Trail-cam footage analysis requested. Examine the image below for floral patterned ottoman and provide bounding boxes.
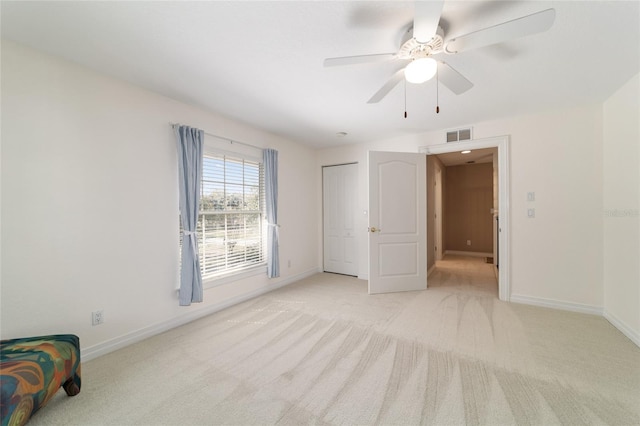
[1,334,81,426]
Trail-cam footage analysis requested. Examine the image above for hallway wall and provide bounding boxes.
[445,163,494,253]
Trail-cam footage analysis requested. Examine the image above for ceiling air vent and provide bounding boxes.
[446,127,473,142]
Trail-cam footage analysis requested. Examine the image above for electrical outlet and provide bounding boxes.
[287,259,291,268]
[467,240,471,246]
[92,310,104,326]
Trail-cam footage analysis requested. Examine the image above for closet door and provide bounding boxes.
[323,163,358,276]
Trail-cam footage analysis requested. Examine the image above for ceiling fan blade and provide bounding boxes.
[367,69,405,104]
[413,0,445,43]
[323,53,396,67]
[438,62,473,95]
[444,8,556,54]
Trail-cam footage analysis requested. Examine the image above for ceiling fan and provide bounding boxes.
[324,1,556,104]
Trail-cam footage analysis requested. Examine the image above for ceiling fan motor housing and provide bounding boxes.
[399,26,445,60]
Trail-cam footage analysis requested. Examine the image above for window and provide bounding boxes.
[181,151,265,281]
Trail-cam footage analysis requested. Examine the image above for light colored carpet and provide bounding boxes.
[29,256,640,425]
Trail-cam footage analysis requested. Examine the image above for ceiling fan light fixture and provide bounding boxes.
[404,57,437,84]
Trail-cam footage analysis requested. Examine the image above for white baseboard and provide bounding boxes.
[603,310,640,348]
[510,294,604,316]
[82,267,321,361]
[445,250,493,258]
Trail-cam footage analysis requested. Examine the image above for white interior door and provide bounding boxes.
[323,163,358,276]
[368,151,427,294]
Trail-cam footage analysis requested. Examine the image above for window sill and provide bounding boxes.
[202,264,268,289]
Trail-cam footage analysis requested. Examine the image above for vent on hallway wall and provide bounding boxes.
[446,127,473,142]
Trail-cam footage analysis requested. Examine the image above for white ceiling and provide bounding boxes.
[2,1,638,148]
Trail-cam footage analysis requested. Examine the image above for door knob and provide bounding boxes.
[369,227,381,233]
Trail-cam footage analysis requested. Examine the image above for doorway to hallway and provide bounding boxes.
[421,136,509,301]
[433,148,496,253]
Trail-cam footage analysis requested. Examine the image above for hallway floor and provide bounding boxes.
[429,254,498,297]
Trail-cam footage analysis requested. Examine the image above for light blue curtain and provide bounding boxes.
[264,148,280,278]
[175,125,204,305]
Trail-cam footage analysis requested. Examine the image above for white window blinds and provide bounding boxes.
[181,151,266,281]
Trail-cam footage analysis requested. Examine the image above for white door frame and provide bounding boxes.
[420,136,510,301]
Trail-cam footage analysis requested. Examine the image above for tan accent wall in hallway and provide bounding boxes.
[445,163,493,252]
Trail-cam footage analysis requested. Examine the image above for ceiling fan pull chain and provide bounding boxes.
[404,79,408,118]
[436,64,440,114]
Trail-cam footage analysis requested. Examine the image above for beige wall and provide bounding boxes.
[472,106,604,308]
[1,41,320,356]
[602,72,640,345]
[444,163,493,253]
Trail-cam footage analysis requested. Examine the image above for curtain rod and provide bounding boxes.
[170,123,263,151]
